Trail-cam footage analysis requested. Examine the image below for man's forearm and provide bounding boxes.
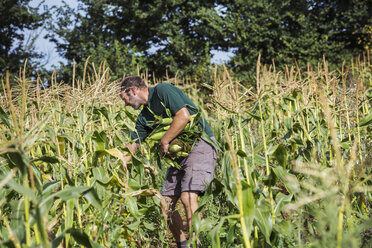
[161,107,190,145]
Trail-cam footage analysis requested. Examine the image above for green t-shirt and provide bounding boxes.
[130,83,214,143]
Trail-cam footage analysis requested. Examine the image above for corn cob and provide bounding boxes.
[148,131,167,140]
[175,151,189,157]
[169,144,183,153]
[156,117,173,125]
[163,157,182,169]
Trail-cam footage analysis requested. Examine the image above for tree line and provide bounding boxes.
[1,0,371,83]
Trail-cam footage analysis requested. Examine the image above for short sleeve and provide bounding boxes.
[156,84,188,115]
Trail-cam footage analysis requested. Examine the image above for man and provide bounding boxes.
[120,76,217,248]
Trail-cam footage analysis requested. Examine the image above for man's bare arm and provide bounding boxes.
[160,107,190,154]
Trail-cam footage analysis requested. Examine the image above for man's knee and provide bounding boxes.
[180,191,199,206]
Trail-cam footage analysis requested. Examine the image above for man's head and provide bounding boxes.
[120,76,148,110]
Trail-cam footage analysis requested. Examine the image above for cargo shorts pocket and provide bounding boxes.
[190,148,217,186]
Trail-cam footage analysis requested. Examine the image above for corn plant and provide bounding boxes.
[0,54,371,248]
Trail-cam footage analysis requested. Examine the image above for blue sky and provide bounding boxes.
[28,0,78,69]
[29,0,233,70]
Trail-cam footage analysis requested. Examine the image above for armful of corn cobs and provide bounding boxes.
[145,112,202,169]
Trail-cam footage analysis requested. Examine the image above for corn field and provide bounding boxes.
[0,55,371,248]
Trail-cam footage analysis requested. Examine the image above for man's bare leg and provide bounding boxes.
[180,191,201,243]
[163,196,187,242]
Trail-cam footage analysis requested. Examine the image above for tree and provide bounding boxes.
[47,0,225,81]
[218,0,372,82]
[0,0,47,75]
[47,0,371,84]
[134,0,224,79]
[46,1,148,83]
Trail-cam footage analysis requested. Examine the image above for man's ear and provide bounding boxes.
[132,87,142,96]
[129,87,136,96]
[131,87,143,96]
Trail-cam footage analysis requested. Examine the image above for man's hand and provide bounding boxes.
[122,143,140,162]
[160,140,170,156]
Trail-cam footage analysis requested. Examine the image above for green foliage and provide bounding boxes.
[3,0,371,82]
[46,0,225,80]
[46,1,144,83]
[202,58,372,247]
[0,57,371,247]
[220,0,372,82]
[43,0,372,83]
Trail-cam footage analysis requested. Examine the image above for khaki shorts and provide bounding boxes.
[161,137,217,196]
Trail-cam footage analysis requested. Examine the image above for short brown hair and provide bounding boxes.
[120,76,147,92]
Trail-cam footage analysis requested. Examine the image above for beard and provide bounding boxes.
[132,103,141,110]
[130,96,143,110]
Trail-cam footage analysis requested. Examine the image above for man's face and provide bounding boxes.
[120,87,143,110]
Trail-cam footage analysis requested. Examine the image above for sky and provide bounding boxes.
[28,0,78,69]
[29,0,233,70]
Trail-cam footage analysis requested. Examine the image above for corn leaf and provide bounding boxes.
[32,156,59,164]
[274,192,293,216]
[359,111,372,127]
[0,106,12,130]
[92,131,106,151]
[92,167,111,184]
[272,166,300,194]
[52,229,103,248]
[273,144,288,169]
[40,186,91,208]
[254,199,272,244]
[4,177,37,200]
[241,181,255,236]
[83,187,102,210]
